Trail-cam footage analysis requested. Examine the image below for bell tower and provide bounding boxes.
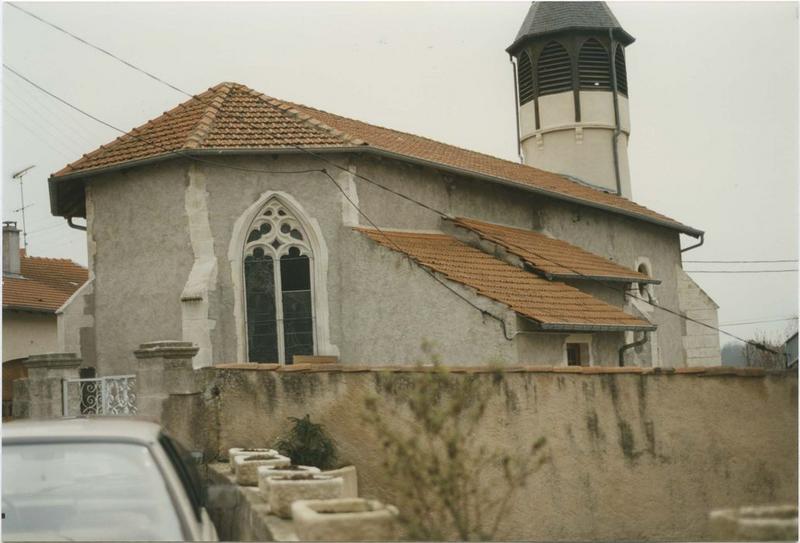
[508,2,635,197]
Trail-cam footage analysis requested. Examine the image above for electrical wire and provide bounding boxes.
[684,269,798,274]
[684,259,797,264]
[719,317,798,327]
[4,7,786,355]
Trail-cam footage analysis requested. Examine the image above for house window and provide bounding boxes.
[637,263,652,300]
[566,343,590,366]
[564,335,592,366]
[244,198,314,364]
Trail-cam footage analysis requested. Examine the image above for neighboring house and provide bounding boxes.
[51,2,720,376]
[784,332,798,368]
[2,221,88,417]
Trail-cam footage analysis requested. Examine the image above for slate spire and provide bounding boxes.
[507,1,634,55]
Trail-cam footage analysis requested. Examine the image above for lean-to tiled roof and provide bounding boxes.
[3,251,88,313]
[451,217,658,284]
[357,228,653,332]
[49,82,700,237]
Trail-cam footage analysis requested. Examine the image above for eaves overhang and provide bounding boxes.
[506,27,635,56]
[534,321,656,333]
[3,305,57,315]
[48,146,705,239]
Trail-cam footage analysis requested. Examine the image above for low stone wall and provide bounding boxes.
[178,364,797,541]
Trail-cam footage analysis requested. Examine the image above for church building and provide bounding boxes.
[52,2,721,375]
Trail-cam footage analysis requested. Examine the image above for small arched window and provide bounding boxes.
[517,51,535,106]
[637,263,651,300]
[578,39,611,90]
[614,46,628,96]
[243,198,314,364]
[536,41,572,96]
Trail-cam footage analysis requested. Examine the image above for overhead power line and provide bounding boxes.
[4,9,783,356]
[685,269,798,274]
[684,259,797,264]
[719,316,798,327]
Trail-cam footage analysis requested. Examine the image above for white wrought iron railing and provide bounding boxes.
[62,375,137,416]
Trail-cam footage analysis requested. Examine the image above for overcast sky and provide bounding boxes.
[2,1,798,349]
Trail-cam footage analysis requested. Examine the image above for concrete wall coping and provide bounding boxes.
[209,362,795,378]
[134,340,200,360]
[24,352,81,369]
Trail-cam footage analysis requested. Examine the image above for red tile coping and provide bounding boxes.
[210,363,778,377]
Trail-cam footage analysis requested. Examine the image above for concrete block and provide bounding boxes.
[710,505,798,541]
[228,447,279,465]
[257,465,320,498]
[234,453,291,486]
[322,465,359,498]
[266,474,344,519]
[292,498,399,541]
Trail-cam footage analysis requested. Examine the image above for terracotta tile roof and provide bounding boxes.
[451,217,658,284]
[50,82,700,236]
[3,250,88,312]
[357,228,653,331]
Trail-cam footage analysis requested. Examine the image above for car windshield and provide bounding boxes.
[2,441,184,541]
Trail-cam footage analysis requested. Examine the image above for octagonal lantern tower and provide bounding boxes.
[508,1,635,198]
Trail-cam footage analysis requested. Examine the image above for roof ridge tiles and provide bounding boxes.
[184,84,232,149]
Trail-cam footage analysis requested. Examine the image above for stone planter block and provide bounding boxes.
[291,498,400,541]
[228,447,280,465]
[322,465,358,498]
[257,465,321,498]
[710,505,798,541]
[266,474,343,519]
[234,453,290,486]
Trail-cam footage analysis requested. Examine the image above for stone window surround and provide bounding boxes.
[229,191,338,364]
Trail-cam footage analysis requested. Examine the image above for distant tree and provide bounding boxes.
[721,342,746,367]
[742,332,787,370]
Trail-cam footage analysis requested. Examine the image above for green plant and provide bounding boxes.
[274,415,338,470]
[363,359,547,541]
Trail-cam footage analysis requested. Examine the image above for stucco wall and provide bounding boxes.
[677,269,722,366]
[2,310,58,362]
[190,366,797,541]
[74,150,709,371]
[88,161,193,375]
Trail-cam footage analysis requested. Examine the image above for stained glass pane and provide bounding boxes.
[280,253,313,364]
[245,254,278,363]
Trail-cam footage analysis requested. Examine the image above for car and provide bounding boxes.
[2,417,218,541]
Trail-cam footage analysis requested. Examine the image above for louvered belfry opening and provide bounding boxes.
[578,39,612,90]
[614,46,628,96]
[536,41,572,96]
[517,52,535,106]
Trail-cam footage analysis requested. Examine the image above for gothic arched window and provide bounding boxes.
[614,46,628,96]
[536,41,572,96]
[578,39,612,90]
[518,51,535,106]
[243,198,314,364]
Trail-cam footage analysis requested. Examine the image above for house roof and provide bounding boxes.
[507,2,634,54]
[450,217,658,284]
[357,227,654,332]
[49,82,701,237]
[3,250,88,313]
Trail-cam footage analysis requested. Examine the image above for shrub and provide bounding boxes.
[363,362,548,540]
[274,415,338,470]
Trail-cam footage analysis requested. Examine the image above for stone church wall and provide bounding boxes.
[75,151,705,373]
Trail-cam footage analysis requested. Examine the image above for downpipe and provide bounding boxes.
[619,331,649,367]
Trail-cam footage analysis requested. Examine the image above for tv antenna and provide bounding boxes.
[12,165,35,250]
